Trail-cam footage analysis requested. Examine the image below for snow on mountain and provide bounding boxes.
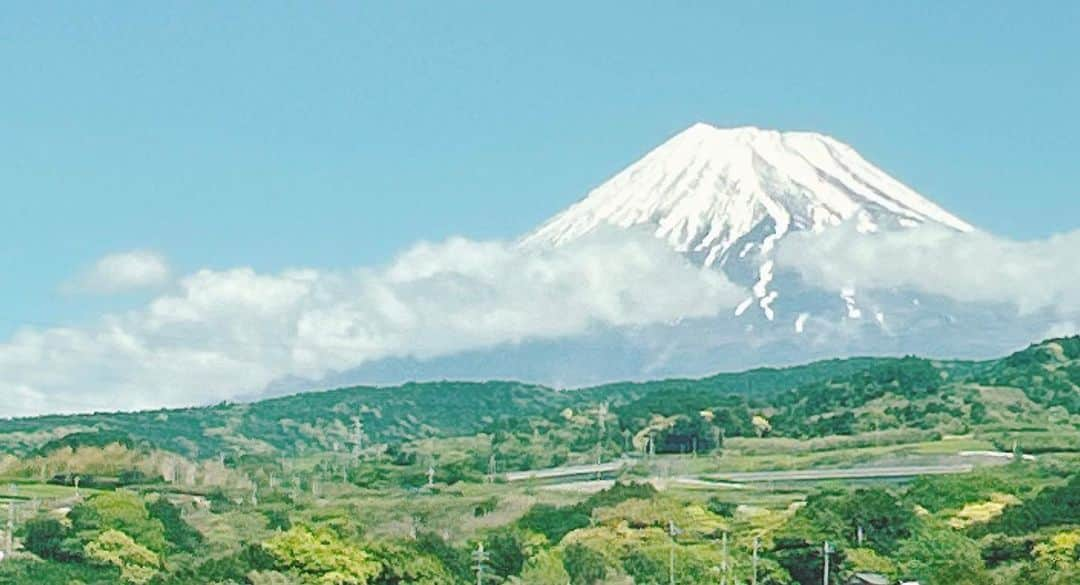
[523,123,973,323]
[266,124,1059,395]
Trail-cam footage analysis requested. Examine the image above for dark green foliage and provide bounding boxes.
[654,414,718,453]
[3,336,1078,459]
[47,473,119,490]
[0,356,891,458]
[35,430,137,455]
[261,507,292,531]
[206,487,240,513]
[20,517,75,561]
[772,537,845,585]
[991,431,1080,454]
[897,525,986,585]
[581,481,657,510]
[775,487,914,567]
[415,532,472,582]
[846,488,916,554]
[484,528,527,578]
[117,469,156,486]
[148,497,203,553]
[706,497,737,517]
[563,543,607,585]
[473,497,498,517]
[517,482,657,544]
[516,503,591,544]
[905,469,1024,513]
[0,558,119,584]
[977,336,1080,414]
[69,491,168,554]
[979,474,1080,535]
[978,533,1033,567]
[620,549,666,584]
[770,358,948,438]
[172,544,277,584]
[368,541,457,584]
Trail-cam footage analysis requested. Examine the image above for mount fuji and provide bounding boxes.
[523,123,972,324]
[264,123,1056,395]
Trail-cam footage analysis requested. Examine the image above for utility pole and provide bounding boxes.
[5,501,15,559]
[720,531,728,585]
[594,402,608,465]
[472,542,489,585]
[487,453,497,483]
[352,416,366,458]
[668,520,679,585]
[752,536,760,585]
[822,541,832,585]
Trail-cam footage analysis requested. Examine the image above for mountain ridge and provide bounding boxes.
[1,335,1075,460]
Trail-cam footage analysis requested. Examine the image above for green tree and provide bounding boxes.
[369,542,455,585]
[262,526,381,585]
[485,529,527,578]
[516,504,590,544]
[147,497,203,553]
[20,517,73,561]
[415,532,471,583]
[84,529,161,584]
[844,488,915,554]
[771,537,844,585]
[563,543,607,585]
[898,525,986,585]
[520,550,571,585]
[70,492,167,554]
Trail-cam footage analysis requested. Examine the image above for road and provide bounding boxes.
[504,454,999,485]
[703,463,974,483]
[504,460,627,482]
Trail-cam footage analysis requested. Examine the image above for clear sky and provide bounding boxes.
[3,2,1078,336]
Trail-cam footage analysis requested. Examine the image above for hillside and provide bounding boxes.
[1,339,1076,462]
[0,338,1077,585]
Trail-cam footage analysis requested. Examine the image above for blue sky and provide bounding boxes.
[2,2,1078,337]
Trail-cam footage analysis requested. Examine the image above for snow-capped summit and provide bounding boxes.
[282,124,1049,395]
[525,123,971,267]
[523,123,973,321]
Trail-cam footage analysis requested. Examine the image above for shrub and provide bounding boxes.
[563,543,607,585]
[20,517,74,561]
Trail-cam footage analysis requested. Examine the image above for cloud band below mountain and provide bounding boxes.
[0,231,743,417]
[775,224,1080,316]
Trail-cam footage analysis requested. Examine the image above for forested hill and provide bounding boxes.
[0,337,1077,459]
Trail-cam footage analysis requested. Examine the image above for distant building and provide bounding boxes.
[848,574,890,585]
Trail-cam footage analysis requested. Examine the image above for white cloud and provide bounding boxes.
[1042,321,1080,339]
[68,250,172,293]
[1,232,744,417]
[775,223,1080,316]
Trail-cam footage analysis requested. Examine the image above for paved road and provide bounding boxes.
[703,464,974,483]
[504,460,627,482]
[506,457,991,485]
